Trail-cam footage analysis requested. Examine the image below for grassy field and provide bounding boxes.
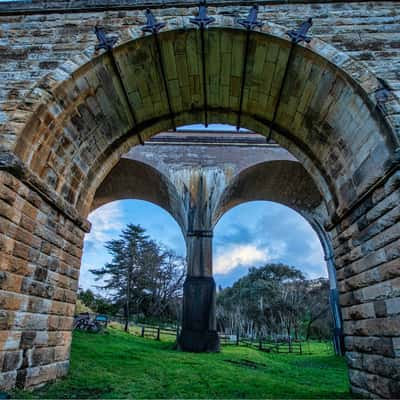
[13,328,351,399]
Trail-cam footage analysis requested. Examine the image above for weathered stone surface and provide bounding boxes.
[349,369,400,399]
[345,336,395,358]
[0,170,83,389]
[0,2,399,398]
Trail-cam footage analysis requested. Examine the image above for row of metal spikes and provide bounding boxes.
[94,3,313,141]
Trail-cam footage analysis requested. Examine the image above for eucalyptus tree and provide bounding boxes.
[217,263,329,339]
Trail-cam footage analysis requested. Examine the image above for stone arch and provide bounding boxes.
[213,157,344,353]
[5,23,399,220]
[5,14,398,149]
[91,157,187,234]
[0,22,399,397]
[213,159,325,227]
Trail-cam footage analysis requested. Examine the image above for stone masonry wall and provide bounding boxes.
[332,170,400,398]
[0,1,399,137]
[0,170,85,389]
[0,1,399,397]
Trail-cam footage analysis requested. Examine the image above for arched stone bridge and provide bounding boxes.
[0,1,399,398]
[94,130,337,355]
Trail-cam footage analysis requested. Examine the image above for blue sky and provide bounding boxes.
[80,200,326,291]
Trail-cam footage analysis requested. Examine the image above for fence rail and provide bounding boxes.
[235,337,303,354]
[109,320,334,356]
[138,324,179,340]
[109,320,180,341]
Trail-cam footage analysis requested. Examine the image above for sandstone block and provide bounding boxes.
[342,302,375,320]
[0,370,17,391]
[345,335,395,357]
[2,350,22,372]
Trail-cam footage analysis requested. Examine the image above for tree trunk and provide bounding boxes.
[125,262,132,332]
[124,304,129,332]
[306,320,313,340]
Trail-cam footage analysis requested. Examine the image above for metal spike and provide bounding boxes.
[375,86,391,115]
[237,5,263,30]
[141,9,166,34]
[94,26,118,51]
[190,1,215,28]
[287,18,313,44]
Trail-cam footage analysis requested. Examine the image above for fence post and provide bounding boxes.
[259,338,262,350]
[236,328,239,346]
[156,327,160,341]
[141,326,145,337]
[299,342,302,355]
[176,325,180,342]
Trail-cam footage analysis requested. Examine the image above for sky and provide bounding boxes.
[80,199,327,292]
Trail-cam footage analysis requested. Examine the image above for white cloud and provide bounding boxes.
[79,203,125,292]
[214,244,270,275]
[301,238,327,279]
[78,262,98,290]
[85,202,124,246]
[304,238,325,266]
[79,202,125,291]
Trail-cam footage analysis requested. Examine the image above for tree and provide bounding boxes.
[217,263,332,340]
[303,279,331,339]
[77,288,117,315]
[90,225,151,330]
[77,288,96,310]
[90,224,185,330]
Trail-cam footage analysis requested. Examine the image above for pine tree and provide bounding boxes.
[90,224,186,330]
[91,224,152,331]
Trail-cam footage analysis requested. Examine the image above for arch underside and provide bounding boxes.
[10,27,396,223]
[214,159,325,226]
[96,142,327,237]
[92,158,186,232]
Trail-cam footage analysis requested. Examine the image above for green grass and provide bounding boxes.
[13,328,351,399]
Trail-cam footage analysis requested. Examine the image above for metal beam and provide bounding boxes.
[236,6,263,131]
[310,218,344,356]
[187,230,213,238]
[236,29,250,132]
[200,26,209,127]
[267,18,313,142]
[94,26,144,144]
[190,1,215,128]
[142,9,176,131]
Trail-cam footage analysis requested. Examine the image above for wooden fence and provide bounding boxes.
[137,324,179,341]
[235,337,303,355]
[110,320,328,356]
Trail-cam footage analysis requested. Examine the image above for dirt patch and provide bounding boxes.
[224,359,267,369]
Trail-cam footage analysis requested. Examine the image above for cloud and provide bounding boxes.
[85,202,124,247]
[213,201,326,285]
[304,238,325,267]
[214,244,270,275]
[214,223,254,246]
[78,203,125,291]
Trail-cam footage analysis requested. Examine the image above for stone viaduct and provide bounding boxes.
[0,0,399,397]
[94,130,340,353]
